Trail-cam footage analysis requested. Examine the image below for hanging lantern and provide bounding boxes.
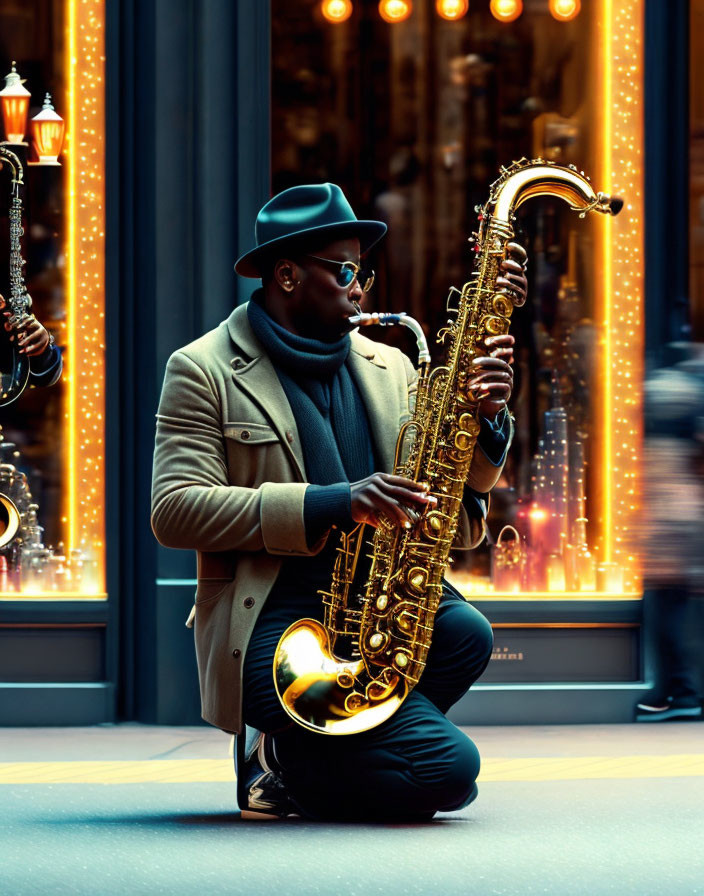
[0,62,31,144]
[30,93,65,166]
[436,0,469,20]
[378,0,412,23]
[321,0,353,23]
[549,0,580,21]
[489,0,522,22]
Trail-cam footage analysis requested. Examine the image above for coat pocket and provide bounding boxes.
[223,422,280,445]
[195,576,235,606]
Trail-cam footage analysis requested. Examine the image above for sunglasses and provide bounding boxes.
[305,254,375,293]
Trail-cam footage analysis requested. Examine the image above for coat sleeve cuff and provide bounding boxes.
[28,343,62,386]
[477,406,511,466]
[259,482,312,555]
[304,482,353,548]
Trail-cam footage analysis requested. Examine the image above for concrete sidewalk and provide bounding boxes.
[2,723,703,895]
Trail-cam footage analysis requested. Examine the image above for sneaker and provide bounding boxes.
[636,695,702,722]
[235,727,300,819]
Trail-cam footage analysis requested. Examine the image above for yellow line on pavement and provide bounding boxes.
[0,755,703,785]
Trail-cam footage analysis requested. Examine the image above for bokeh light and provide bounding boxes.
[549,0,581,21]
[321,0,353,23]
[436,0,469,21]
[489,0,523,22]
[378,0,413,24]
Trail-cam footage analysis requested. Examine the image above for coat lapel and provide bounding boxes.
[226,305,306,480]
[347,336,400,474]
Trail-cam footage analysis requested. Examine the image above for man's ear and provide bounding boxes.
[274,259,298,293]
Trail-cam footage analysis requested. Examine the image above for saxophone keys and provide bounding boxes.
[394,652,409,669]
[407,566,428,593]
[367,631,388,652]
[376,593,389,611]
[336,670,355,689]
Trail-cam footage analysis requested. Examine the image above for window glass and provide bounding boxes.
[0,0,105,596]
[271,0,644,597]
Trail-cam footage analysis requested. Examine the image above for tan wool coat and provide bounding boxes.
[151,303,509,733]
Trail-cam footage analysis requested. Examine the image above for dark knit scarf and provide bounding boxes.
[247,293,374,484]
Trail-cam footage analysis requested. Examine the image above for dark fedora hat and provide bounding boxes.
[234,182,387,278]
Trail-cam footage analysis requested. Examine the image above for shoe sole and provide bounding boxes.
[636,706,702,722]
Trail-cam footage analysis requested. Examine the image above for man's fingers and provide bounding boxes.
[506,241,527,265]
[500,258,524,275]
[376,481,437,509]
[378,474,428,492]
[474,382,512,397]
[471,355,512,371]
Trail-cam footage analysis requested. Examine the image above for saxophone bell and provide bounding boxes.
[0,492,21,548]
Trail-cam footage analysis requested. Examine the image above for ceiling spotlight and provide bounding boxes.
[489,0,523,23]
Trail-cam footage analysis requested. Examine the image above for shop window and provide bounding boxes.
[0,0,105,597]
[271,0,644,597]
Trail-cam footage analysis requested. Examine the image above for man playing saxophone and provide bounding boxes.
[151,183,526,821]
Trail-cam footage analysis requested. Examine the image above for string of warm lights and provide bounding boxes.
[63,0,106,595]
[594,0,643,595]
[321,0,581,23]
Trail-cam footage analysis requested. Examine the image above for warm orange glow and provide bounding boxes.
[0,63,31,143]
[63,0,106,596]
[489,0,523,22]
[436,0,469,21]
[378,0,412,23]
[31,94,65,165]
[549,0,581,21]
[321,0,353,23]
[593,0,643,593]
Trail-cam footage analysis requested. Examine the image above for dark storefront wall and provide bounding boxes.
[5,0,695,726]
[106,0,271,724]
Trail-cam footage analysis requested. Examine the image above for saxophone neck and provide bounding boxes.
[487,159,623,223]
[349,311,431,366]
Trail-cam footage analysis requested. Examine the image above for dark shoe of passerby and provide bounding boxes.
[636,695,702,722]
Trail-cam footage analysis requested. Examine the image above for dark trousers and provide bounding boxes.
[649,587,700,701]
[272,588,494,821]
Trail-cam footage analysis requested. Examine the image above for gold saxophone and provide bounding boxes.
[0,145,32,407]
[274,159,622,735]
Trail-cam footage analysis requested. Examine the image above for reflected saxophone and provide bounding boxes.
[0,146,32,549]
[274,159,623,735]
[0,145,31,407]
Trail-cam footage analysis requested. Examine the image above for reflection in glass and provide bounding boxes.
[271,0,643,596]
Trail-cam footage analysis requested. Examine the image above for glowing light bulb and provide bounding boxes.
[489,0,522,22]
[549,0,581,21]
[378,0,412,23]
[0,62,31,143]
[321,0,353,23]
[31,93,65,165]
[436,0,469,20]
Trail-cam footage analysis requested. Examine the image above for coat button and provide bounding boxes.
[243,597,255,609]
[286,431,294,443]
[232,648,241,658]
[241,430,251,441]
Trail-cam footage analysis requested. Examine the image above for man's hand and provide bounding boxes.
[0,294,52,357]
[469,333,515,420]
[350,473,437,529]
[496,241,528,307]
